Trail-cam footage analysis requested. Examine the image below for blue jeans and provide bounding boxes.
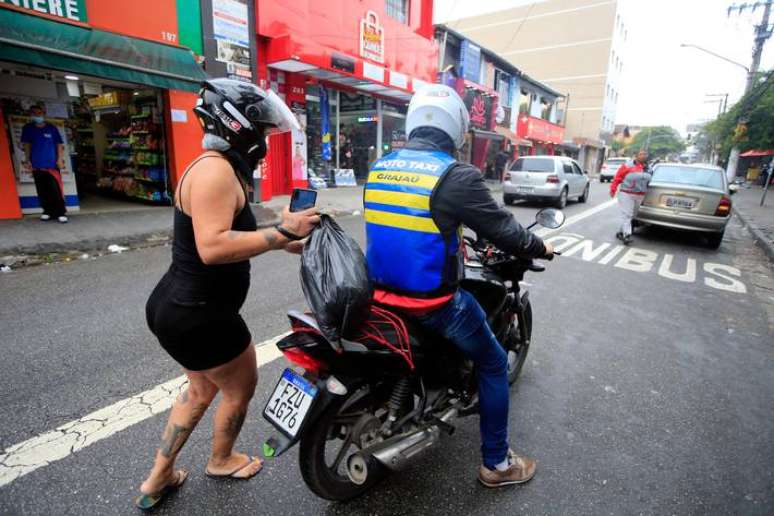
[416,289,509,468]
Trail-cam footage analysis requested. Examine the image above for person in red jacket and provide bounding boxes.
[609,149,651,244]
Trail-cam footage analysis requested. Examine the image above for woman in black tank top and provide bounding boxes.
[136,80,319,510]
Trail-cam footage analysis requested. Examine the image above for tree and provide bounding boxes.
[629,126,685,159]
[705,72,774,161]
[610,138,625,156]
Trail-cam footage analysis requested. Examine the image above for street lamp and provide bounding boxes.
[679,43,750,74]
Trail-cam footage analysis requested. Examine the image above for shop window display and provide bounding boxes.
[3,84,171,207]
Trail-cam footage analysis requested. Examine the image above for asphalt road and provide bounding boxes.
[1,181,773,515]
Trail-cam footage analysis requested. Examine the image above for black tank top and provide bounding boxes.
[171,154,258,282]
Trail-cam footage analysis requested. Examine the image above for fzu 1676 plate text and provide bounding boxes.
[264,368,318,438]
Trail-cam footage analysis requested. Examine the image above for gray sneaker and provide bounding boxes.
[478,449,537,488]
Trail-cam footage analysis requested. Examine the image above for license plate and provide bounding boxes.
[664,196,696,209]
[517,186,534,193]
[264,368,318,437]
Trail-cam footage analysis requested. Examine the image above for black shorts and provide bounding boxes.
[146,270,252,371]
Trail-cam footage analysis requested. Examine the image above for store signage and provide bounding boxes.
[1,0,87,22]
[331,52,356,73]
[518,115,565,144]
[462,87,495,131]
[459,40,481,83]
[357,115,378,123]
[359,10,384,63]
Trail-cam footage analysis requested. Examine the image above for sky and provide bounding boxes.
[434,0,774,133]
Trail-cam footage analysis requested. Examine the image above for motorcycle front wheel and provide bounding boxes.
[506,299,532,385]
[298,387,388,501]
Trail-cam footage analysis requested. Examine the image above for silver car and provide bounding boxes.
[503,156,590,208]
[635,163,734,248]
[600,157,627,182]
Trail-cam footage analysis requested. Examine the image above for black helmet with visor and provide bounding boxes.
[193,78,298,171]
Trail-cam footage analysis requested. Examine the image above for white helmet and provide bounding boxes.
[406,84,470,150]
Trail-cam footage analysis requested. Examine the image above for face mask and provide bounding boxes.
[31,116,44,124]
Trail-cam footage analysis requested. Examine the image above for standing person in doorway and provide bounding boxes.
[136,79,319,510]
[21,104,68,223]
[610,149,651,245]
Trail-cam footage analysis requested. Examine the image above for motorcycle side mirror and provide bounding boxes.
[535,208,566,229]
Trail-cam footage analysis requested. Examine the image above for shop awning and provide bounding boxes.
[0,8,207,92]
[265,34,431,103]
[471,129,504,141]
[740,149,774,157]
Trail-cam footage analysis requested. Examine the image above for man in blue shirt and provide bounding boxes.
[21,104,68,222]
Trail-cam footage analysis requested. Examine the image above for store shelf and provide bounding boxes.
[133,176,165,184]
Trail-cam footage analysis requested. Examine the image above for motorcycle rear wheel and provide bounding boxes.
[299,388,388,501]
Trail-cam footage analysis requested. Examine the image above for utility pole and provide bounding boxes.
[726,1,772,181]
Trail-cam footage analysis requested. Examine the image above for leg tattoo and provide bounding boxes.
[159,424,191,458]
[223,410,247,442]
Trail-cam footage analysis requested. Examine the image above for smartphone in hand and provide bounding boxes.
[289,188,317,212]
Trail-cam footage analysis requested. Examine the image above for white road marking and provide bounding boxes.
[0,199,621,488]
[535,199,616,238]
[0,333,288,488]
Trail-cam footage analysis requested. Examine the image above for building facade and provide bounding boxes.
[435,25,565,177]
[255,0,438,198]
[0,0,208,219]
[444,0,624,150]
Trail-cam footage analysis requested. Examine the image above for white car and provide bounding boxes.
[503,156,590,208]
[600,157,627,182]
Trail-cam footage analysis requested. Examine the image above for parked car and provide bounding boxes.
[503,156,590,208]
[599,157,627,182]
[635,163,735,248]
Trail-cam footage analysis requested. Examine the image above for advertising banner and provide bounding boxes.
[211,0,253,82]
[462,88,494,131]
[459,40,481,83]
[319,88,332,161]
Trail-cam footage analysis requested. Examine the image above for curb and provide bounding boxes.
[733,206,774,263]
[0,208,361,268]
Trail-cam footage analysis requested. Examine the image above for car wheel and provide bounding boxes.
[579,184,590,203]
[503,195,515,206]
[707,230,724,249]
[554,188,568,209]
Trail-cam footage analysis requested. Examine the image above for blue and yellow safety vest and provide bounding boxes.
[364,148,461,297]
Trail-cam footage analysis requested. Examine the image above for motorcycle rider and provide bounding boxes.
[364,84,553,488]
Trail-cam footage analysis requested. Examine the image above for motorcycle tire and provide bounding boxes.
[506,300,532,385]
[299,390,388,501]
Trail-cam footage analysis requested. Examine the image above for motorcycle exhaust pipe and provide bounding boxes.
[346,408,458,485]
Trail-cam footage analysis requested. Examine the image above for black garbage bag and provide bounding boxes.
[300,215,372,350]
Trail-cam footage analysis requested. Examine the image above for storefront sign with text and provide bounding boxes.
[359,10,384,63]
[1,0,87,22]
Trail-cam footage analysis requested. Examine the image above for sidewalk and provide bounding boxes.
[0,186,365,263]
[732,185,774,262]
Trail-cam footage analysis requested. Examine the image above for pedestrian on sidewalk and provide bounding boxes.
[610,149,651,245]
[21,104,68,223]
[136,79,319,510]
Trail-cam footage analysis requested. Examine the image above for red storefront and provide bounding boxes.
[516,114,565,156]
[254,0,437,200]
[0,1,206,219]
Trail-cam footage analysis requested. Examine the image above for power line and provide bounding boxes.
[501,2,536,52]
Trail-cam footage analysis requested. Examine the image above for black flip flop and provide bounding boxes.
[134,469,189,511]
